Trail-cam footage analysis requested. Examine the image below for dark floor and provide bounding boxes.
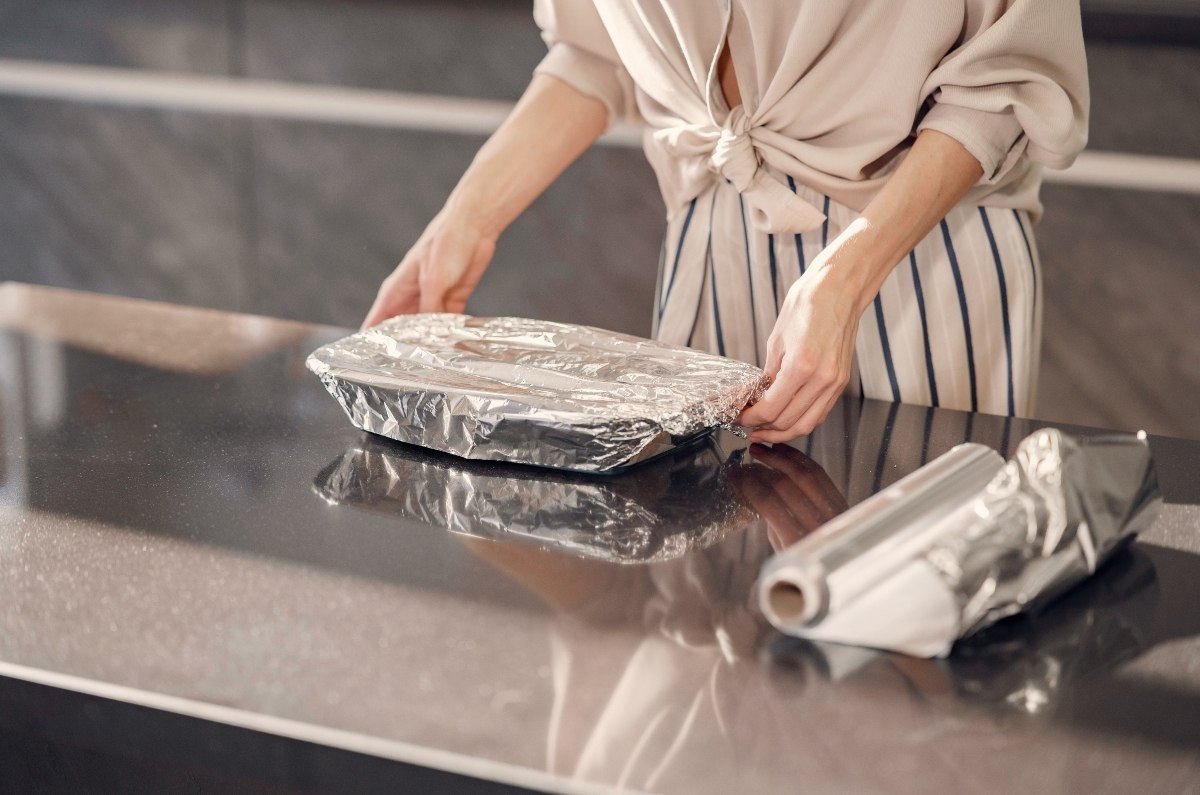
[1,0,1198,439]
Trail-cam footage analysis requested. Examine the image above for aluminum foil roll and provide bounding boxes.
[759,429,1161,657]
[313,432,758,564]
[307,315,768,472]
[759,443,1006,627]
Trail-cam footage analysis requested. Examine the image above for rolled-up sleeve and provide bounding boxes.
[916,0,1089,182]
[533,0,638,128]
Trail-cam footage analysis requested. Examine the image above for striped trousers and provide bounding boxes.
[652,175,1043,417]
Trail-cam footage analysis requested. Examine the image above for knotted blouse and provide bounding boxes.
[532,0,1089,230]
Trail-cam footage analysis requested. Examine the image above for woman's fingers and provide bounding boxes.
[746,374,826,440]
[360,295,392,330]
[737,255,865,442]
[443,235,496,314]
[419,224,495,314]
[790,387,844,441]
[738,354,807,427]
[757,373,842,435]
[740,344,849,431]
[741,334,851,440]
[361,264,420,329]
[748,382,842,442]
[362,220,496,326]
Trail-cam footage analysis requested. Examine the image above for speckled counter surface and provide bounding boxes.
[1,282,1198,794]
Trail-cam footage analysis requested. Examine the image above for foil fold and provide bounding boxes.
[308,314,768,472]
[759,429,1161,657]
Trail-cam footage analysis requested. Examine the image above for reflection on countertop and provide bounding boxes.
[771,541,1200,745]
[314,415,1200,752]
[3,283,1200,793]
[313,431,759,565]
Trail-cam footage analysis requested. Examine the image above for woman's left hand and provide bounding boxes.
[736,130,986,443]
[737,262,861,443]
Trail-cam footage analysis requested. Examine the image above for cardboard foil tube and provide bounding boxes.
[759,443,1004,630]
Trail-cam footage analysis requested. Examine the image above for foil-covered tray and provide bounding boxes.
[313,431,757,564]
[758,429,1162,657]
[307,315,767,472]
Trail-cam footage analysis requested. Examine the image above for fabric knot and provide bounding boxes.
[710,107,759,192]
[704,107,827,234]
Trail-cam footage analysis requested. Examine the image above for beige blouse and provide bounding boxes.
[532,0,1089,231]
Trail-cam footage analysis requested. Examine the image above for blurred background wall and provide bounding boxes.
[0,0,1197,438]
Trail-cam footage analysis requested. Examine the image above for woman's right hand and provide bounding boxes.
[360,74,610,329]
[361,209,498,328]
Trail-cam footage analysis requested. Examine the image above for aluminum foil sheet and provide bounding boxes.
[307,314,768,472]
[313,431,758,564]
[769,543,1158,710]
[759,429,1162,657]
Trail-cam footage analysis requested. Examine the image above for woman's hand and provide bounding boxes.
[738,130,986,441]
[738,261,861,442]
[362,209,497,328]
[359,74,609,329]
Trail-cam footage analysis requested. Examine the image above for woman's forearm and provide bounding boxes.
[812,129,984,314]
[741,129,985,439]
[361,74,609,326]
[444,74,610,237]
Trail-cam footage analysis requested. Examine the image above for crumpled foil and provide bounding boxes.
[307,314,768,472]
[768,543,1158,714]
[759,429,1162,657]
[929,429,1162,636]
[313,431,758,564]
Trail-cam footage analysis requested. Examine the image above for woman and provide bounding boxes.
[363,1,1088,443]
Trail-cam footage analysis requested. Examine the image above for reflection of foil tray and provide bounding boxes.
[306,314,766,472]
[313,432,758,564]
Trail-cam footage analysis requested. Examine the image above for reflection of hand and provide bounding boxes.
[729,443,849,552]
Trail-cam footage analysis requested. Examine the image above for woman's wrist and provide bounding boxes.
[798,219,896,316]
[436,74,608,245]
[790,130,986,318]
[441,186,505,242]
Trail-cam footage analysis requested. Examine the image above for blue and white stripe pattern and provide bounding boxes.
[653,173,1043,417]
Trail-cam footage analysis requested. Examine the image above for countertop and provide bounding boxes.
[1,282,1198,794]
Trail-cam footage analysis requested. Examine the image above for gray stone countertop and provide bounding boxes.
[1,282,1198,794]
